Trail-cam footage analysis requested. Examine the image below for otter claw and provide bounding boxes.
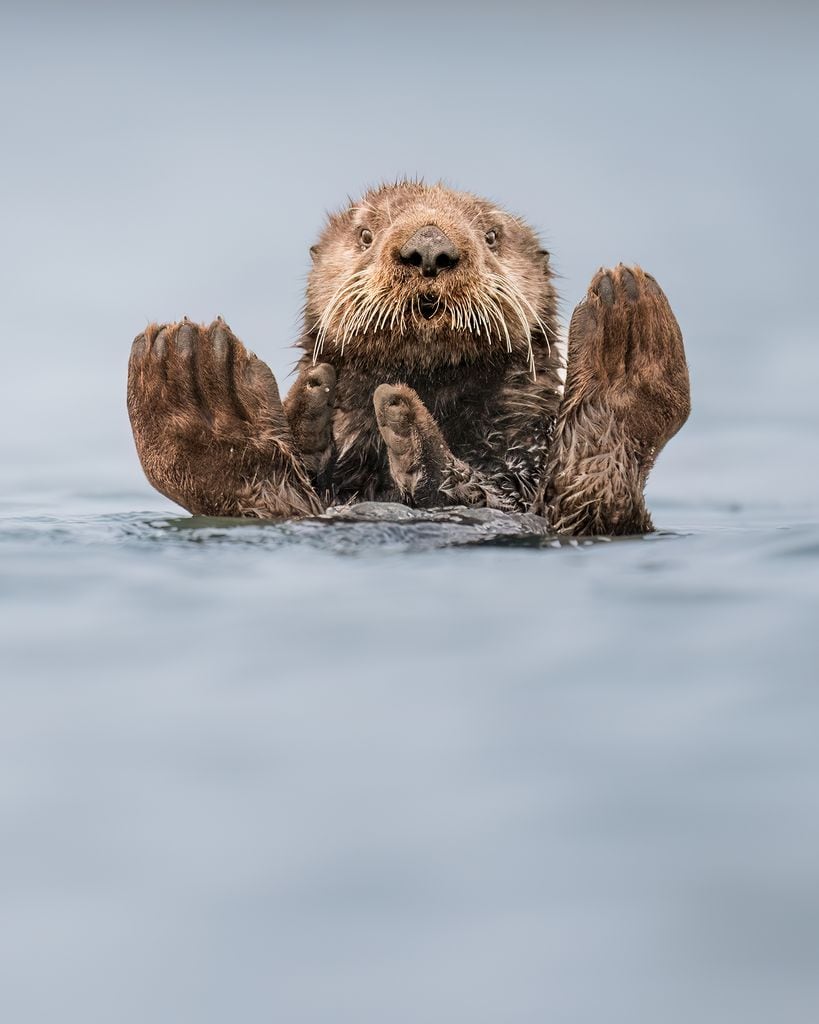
[596,273,614,305]
[619,266,639,300]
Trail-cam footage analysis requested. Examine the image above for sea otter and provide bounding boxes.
[127,181,690,535]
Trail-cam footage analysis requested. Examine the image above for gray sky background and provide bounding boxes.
[1,1,817,502]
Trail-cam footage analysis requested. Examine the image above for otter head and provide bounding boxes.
[305,181,555,373]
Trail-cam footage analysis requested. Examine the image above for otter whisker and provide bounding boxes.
[475,306,487,336]
[390,300,403,335]
[345,290,381,341]
[314,270,370,361]
[358,292,390,338]
[474,294,494,341]
[484,292,512,354]
[375,300,393,335]
[349,291,383,347]
[504,295,535,375]
[320,275,371,347]
[325,292,362,356]
[494,280,530,339]
[473,295,496,344]
[325,284,368,356]
[507,291,543,377]
[339,295,373,354]
[381,301,394,335]
[496,270,557,350]
[412,293,425,332]
[482,290,511,349]
[511,286,555,349]
[468,296,486,342]
[483,290,508,345]
[490,274,538,377]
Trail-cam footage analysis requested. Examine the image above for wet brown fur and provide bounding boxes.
[533,264,690,534]
[127,320,322,518]
[126,181,690,535]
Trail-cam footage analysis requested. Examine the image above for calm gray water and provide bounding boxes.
[2,4,818,1022]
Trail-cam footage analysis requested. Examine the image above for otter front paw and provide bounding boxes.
[283,363,336,489]
[567,264,690,458]
[127,320,322,518]
[373,384,448,505]
[539,265,690,535]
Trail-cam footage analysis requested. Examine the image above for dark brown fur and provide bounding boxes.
[127,181,690,534]
[533,264,690,533]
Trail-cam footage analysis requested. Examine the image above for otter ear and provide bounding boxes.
[539,249,550,266]
[309,245,319,262]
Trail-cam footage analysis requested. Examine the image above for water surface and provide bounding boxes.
[2,426,818,1023]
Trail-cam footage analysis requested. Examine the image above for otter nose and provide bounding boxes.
[398,225,460,278]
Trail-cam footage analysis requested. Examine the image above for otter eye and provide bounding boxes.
[485,230,498,248]
[360,228,373,247]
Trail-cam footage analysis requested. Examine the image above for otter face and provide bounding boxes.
[305,181,555,371]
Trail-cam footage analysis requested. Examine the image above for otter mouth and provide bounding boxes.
[418,293,441,320]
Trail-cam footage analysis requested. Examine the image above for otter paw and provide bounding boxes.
[373,383,421,456]
[128,318,292,446]
[283,363,336,482]
[373,384,448,503]
[568,264,690,452]
[127,319,321,518]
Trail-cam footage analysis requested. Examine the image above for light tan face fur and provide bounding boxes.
[305,182,555,371]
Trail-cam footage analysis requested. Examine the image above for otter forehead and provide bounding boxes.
[314,181,541,250]
[351,183,488,225]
